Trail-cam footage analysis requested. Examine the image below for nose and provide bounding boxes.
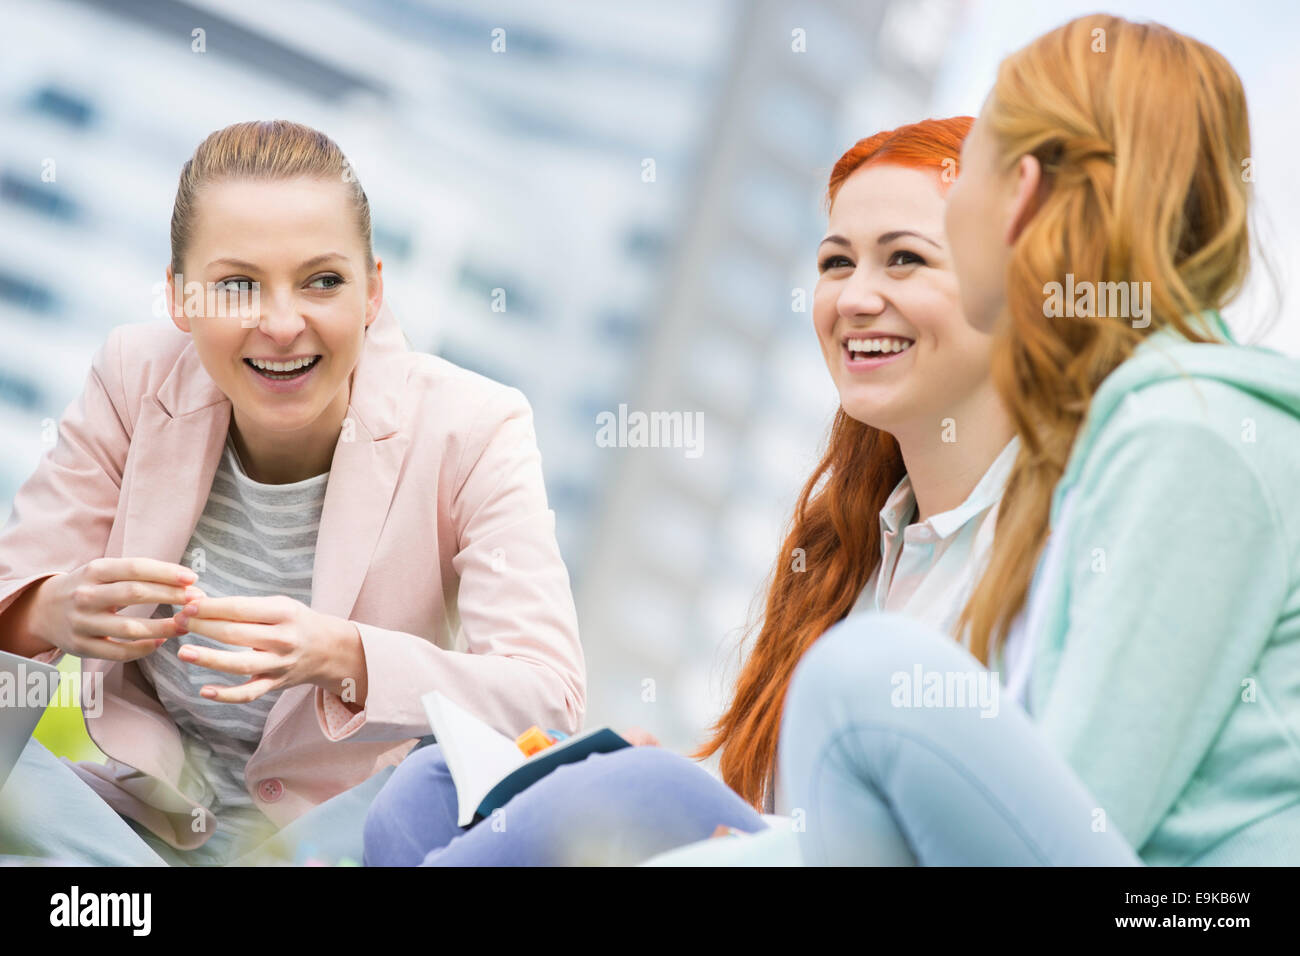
[256,291,307,347]
[836,265,887,322]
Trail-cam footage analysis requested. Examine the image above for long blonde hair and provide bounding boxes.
[957,14,1253,664]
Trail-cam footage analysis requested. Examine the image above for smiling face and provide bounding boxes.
[814,163,998,440]
[166,176,382,444]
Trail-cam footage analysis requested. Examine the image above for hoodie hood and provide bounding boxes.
[1053,310,1300,522]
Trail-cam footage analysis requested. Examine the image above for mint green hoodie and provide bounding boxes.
[1009,311,1300,865]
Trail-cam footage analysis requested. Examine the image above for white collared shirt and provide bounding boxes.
[769,437,1026,817]
[850,435,1028,701]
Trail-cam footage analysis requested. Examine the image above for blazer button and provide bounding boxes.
[257,778,284,803]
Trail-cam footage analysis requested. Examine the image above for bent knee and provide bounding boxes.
[393,742,453,787]
[788,612,979,711]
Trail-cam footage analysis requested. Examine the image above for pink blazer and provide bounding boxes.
[0,303,585,849]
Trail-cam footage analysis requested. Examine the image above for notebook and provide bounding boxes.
[421,690,630,826]
[0,648,61,791]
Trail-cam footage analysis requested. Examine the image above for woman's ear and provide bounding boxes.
[364,258,384,329]
[1004,154,1044,246]
[165,265,191,334]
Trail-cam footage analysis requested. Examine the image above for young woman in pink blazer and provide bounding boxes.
[0,120,585,865]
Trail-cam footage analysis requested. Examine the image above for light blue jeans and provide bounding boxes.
[778,611,1143,865]
[0,735,425,866]
[365,611,1143,866]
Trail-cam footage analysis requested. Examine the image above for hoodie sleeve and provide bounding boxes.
[1033,411,1288,853]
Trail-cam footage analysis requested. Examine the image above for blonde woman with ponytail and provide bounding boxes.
[779,14,1300,866]
[0,120,585,865]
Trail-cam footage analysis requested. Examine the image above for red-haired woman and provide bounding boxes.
[364,116,1028,865]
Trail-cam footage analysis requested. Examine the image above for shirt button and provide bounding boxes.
[257,778,284,802]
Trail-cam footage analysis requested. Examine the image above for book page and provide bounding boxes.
[421,691,525,825]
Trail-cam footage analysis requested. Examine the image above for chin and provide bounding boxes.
[839,400,896,431]
[242,405,317,433]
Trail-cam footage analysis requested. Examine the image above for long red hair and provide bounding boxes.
[694,117,974,809]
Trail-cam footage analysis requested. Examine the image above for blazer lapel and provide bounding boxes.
[310,304,410,620]
[91,338,230,785]
[120,358,231,586]
[309,418,408,620]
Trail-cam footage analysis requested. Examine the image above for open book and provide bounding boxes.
[421,690,631,826]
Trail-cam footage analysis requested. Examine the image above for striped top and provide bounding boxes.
[137,435,329,860]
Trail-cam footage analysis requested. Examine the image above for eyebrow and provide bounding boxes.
[818,230,943,250]
[205,252,351,271]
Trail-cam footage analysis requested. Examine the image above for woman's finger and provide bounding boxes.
[89,557,198,587]
[74,633,169,662]
[178,644,280,676]
[200,675,280,704]
[79,611,185,642]
[178,615,277,648]
[182,595,297,624]
[95,581,204,611]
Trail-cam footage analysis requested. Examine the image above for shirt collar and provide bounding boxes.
[879,435,1021,542]
[878,473,916,537]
